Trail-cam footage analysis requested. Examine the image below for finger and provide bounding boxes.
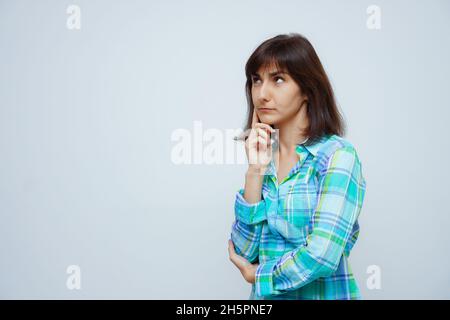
[228,240,235,256]
[257,136,267,152]
[228,239,234,252]
[228,242,241,268]
[228,242,237,264]
[230,252,250,269]
[254,123,275,134]
[256,127,268,141]
[248,127,259,139]
[228,240,251,269]
[251,108,260,128]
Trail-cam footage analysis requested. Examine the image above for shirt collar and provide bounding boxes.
[296,134,332,157]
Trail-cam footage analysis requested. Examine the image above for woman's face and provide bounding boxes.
[251,64,308,126]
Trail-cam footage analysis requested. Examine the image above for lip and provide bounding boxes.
[258,108,276,112]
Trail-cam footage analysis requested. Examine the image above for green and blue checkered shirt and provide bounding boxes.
[231,134,366,300]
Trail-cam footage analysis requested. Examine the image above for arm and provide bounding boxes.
[231,108,273,265]
[254,146,367,297]
[230,171,268,264]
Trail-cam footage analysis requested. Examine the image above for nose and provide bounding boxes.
[257,81,271,102]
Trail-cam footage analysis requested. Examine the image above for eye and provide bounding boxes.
[274,76,285,84]
[251,77,261,84]
[251,76,285,85]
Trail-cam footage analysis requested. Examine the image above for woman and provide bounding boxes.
[228,33,367,300]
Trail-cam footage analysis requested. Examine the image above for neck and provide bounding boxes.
[274,105,309,156]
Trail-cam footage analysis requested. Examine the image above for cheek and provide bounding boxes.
[251,91,258,103]
[277,102,298,116]
[281,91,303,111]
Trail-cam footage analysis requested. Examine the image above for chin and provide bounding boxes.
[259,114,278,125]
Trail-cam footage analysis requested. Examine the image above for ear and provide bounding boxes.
[301,97,309,107]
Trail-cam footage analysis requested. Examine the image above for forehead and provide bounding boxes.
[254,62,288,76]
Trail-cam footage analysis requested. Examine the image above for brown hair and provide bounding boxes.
[243,33,345,146]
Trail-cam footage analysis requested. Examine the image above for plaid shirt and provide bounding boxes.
[230,134,366,300]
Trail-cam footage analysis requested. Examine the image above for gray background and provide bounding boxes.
[1,0,449,299]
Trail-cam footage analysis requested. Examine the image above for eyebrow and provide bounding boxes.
[252,71,288,77]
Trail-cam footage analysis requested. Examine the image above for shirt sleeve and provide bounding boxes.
[230,188,268,263]
[254,146,367,297]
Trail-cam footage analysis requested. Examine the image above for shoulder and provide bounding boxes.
[320,134,357,153]
[314,135,362,173]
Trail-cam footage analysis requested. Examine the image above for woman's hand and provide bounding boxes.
[228,239,259,284]
[245,109,275,173]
